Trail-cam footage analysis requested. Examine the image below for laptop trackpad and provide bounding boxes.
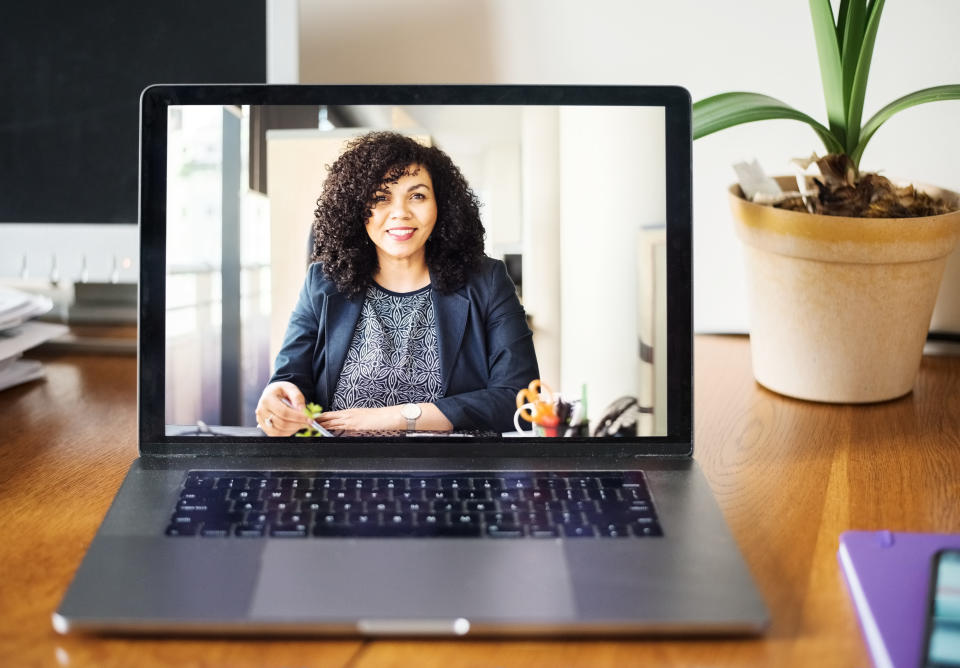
[250,541,576,623]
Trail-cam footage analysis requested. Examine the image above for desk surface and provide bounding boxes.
[1,335,958,667]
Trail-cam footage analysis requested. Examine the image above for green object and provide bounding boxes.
[692,0,960,168]
[295,402,325,437]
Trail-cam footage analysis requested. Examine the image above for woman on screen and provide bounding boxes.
[255,131,538,435]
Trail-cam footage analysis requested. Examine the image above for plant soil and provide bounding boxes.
[773,154,955,218]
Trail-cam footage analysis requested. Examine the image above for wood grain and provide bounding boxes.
[0,336,957,667]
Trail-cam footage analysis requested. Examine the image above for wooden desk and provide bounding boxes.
[1,335,958,667]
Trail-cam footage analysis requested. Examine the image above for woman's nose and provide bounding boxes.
[389,199,410,218]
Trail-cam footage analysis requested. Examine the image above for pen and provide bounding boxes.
[281,398,334,437]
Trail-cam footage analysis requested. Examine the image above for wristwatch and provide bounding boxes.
[400,403,422,432]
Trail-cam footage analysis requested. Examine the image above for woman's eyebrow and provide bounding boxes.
[406,183,431,192]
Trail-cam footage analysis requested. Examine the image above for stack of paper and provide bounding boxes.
[0,287,69,391]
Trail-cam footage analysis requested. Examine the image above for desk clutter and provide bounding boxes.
[513,379,647,438]
[0,287,68,391]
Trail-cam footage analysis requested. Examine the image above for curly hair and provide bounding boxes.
[312,131,486,298]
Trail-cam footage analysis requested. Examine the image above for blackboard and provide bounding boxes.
[0,1,266,223]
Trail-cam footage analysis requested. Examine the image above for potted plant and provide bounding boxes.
[693,0,960,403]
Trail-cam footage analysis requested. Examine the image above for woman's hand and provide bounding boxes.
[314,406,405,432]
[256,381,310,436]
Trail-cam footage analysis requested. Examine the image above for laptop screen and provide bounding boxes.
[142,86,691,453]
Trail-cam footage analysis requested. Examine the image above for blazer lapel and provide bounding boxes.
[323,292,363,404]
[432,289,469,395]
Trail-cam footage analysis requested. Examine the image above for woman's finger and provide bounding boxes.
[276,383,306,409]
[257,409,304,435]
[266,395,309,425]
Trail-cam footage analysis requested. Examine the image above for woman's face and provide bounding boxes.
[365,163,438,265]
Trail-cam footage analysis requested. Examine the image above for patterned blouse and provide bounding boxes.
[331,283,443,410]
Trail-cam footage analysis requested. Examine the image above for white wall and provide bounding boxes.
[297,0,960,334]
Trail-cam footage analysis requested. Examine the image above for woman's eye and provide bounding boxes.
[373,195,388,203]
[411,193,425,200]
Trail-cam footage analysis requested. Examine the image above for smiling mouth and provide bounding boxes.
[387,227,416,241]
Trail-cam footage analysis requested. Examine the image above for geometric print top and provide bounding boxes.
[331,283,443,410]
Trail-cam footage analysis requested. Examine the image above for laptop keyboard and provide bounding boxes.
[166,471,662,539]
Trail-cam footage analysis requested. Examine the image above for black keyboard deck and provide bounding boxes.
[167,471,662,539]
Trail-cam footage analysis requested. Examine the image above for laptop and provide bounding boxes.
[54,84,768,636]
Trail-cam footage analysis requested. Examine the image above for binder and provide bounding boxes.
[838,530,960,668]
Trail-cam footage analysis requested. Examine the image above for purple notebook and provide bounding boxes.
[838,530,960,668]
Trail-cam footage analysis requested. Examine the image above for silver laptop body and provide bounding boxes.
[54,84,768,636]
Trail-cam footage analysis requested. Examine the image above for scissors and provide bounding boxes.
[515,379,557,425]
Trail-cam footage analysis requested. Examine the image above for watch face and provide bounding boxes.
[401,403,421,420]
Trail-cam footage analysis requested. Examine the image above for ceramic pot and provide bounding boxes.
[729,176,960,403]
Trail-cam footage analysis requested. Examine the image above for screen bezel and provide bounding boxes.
[139,84,693,458]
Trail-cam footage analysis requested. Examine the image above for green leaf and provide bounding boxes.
[852,85,960,165]
[809,0,847,145]
[840,0,867,109]
[844,0,886,153]
[693,92,844,154]
[836,0,850,51]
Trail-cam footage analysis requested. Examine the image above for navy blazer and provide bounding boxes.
[270,257,539,433]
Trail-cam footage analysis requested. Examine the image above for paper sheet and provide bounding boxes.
[0,320,69,360]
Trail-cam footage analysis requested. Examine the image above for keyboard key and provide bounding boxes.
[550,511,583,526]
[412,478,441,491]
[347,512,378,525]
[235,524,266,537]
[633,524,663,537]
[535,477,567,491]
[376,478,406,491]
[563,525,596,538]
[430,501,458,514]
[181,488,227,502]
[184,475,215,490]
[227,488,258,501]
[450,512,481,526]
[494,490,525,503]
[200,520,233,535]
[527,489,551,503]
[293,488,322,501]
[441,477,472,489]
[528,525,559,538]
[270,524,309,537]
[487,526,524,538]
[568,477,600,490]
[265,499,297,512]
[566,500,599,513]
[396,489,424,502]
[474,477,503,490]
[598,523,629,537]
[482,511,516,525]
[463,500,497,513]
[166,523,199,536]
[264,489,293,502]
[432,525,483,538]
[313,478,344,491]
[280,478,311,489]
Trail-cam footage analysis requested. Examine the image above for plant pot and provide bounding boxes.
[729,176,960,403]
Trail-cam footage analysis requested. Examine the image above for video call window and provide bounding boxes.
[164,104,667,440]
